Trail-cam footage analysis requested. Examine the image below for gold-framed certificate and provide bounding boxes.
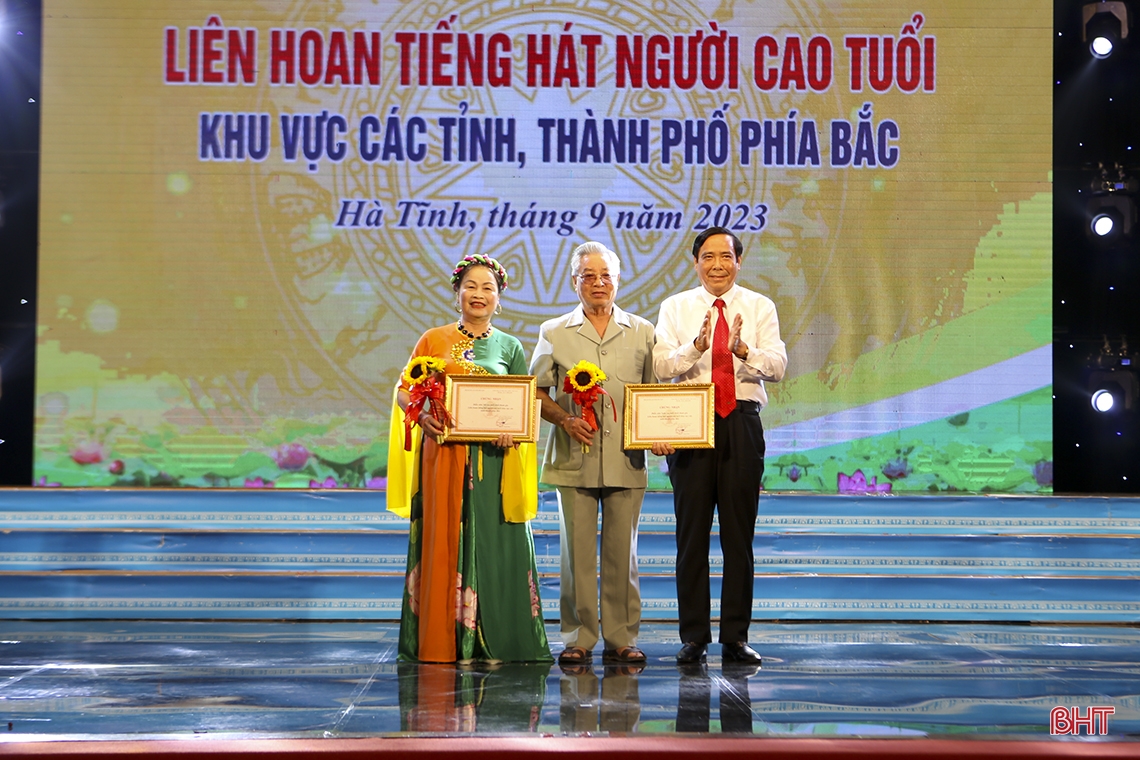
[623,383,715,449]
[439,374,539,444]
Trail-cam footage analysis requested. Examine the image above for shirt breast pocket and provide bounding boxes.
[615,346,649,384]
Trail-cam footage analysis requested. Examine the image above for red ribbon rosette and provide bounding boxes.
[403,356,451,450]
[562,360,615,432]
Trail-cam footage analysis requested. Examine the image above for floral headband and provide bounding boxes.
[450,254,508,292]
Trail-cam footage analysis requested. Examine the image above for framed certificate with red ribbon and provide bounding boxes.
[623,383,715,449]
[439,374,539,444]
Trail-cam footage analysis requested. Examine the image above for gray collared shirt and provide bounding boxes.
[530,304,657,488]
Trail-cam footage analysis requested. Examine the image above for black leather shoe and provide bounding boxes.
[676,642,707,663]
[675,661,707,678]
[721,642,763,664]
[721,660,762,679]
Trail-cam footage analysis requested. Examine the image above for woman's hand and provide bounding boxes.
[561,415,595,446]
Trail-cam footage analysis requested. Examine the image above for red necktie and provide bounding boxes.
[712,298,735,418]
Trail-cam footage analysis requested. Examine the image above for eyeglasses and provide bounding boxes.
[575,273,614,285]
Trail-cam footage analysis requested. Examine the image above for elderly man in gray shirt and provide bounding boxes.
[530,241,658,669]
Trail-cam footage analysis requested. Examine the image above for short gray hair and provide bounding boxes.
[570,241,621,279]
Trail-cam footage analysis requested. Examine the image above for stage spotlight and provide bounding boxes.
[1091,34,1115,56]
[1083,1,1131,59]
[1086,166,1137,242]
[1088,337,1140,413]
[1092,212,1117,237]
[1092,387,1117,412]
[1089,367,1138,413]
[1089,370,1136,412]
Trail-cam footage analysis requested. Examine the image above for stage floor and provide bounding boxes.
[1,620,1138,746]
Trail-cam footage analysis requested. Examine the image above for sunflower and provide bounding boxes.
[566,360,606,392]
[403,355,447,386]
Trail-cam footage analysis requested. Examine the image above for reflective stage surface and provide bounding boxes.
[1,621,1138,744]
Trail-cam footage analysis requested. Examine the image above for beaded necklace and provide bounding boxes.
[456,321,492,339]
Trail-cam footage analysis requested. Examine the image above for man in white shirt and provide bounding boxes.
[652,227,788,665]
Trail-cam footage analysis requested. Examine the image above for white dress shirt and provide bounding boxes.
[653,284,787,408]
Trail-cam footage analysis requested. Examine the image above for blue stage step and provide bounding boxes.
[1,489,1138,622]
[4,530,1138,578]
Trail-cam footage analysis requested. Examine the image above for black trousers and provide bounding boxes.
[667,402,765,644]
[676,663,755,733]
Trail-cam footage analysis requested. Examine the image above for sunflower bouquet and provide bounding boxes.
[562,360,614,450]
[402,355,450,450]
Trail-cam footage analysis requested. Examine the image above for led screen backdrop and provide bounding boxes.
[33,0,1052,492]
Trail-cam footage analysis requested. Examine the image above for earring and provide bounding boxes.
[495,303,503,315]
[454,299,461,313]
